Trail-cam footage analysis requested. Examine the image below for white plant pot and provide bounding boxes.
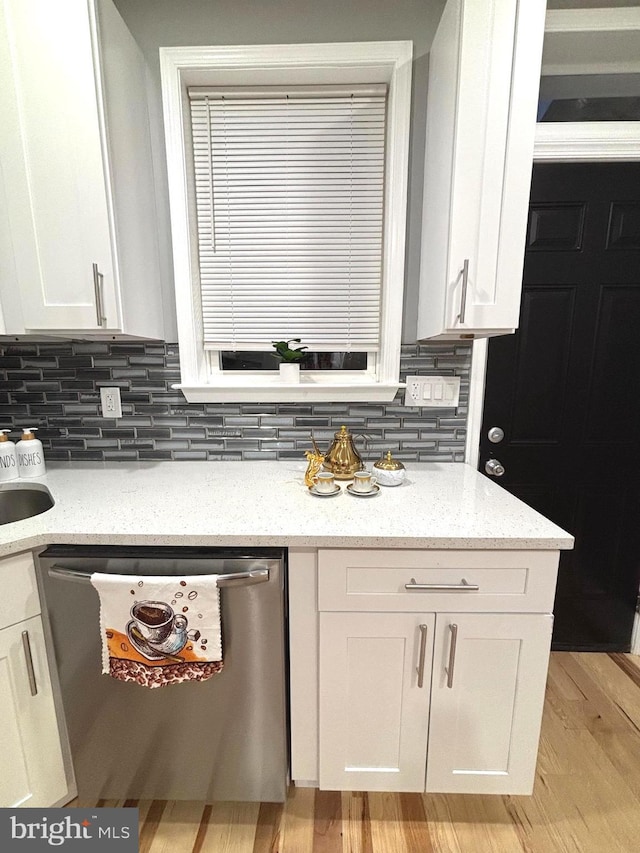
[279,362,300,383]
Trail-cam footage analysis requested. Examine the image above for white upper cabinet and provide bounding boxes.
[0,0,163,338]
[417,0,546,340]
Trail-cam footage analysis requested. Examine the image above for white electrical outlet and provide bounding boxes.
[100,387,123,418]
[403,376,461,408]
[404,376,423,405]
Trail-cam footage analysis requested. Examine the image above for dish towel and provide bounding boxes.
[90,573,223,688]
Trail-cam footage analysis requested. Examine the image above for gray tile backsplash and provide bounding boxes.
[0,341,471,464]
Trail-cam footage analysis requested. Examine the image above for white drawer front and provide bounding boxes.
[318,550,559,613]
[0,551,41,629]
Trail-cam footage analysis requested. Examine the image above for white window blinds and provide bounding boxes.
[188,85,387,352]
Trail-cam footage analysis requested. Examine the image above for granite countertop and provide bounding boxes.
[0,461,574,557]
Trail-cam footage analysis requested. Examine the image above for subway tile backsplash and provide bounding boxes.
[0,341,472,463]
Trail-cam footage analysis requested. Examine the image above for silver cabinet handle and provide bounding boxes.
[21,630,38,696]
[405,578,479,591]
[445,623,458,689]
[458,258,469,324]
[48,565,269,587]
[416,623,428,688]
[92,263,107,327]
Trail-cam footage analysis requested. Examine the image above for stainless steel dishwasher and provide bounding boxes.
[36,545,288,803]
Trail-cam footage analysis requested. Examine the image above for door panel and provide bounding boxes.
[510,286,575,443]
[585,285,640,442]
[0,637,31,806]
[426,613,552,795]
[3,0,116,331]
[527,202,585,251]
[481,163,640,651]
[319,612,434,792]
[0,617,68,807]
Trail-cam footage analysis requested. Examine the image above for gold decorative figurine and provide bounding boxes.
[304,436,325,488]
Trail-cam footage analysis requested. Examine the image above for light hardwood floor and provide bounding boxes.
[68,652,640,852]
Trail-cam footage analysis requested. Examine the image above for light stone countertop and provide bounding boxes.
[0,461,573,558]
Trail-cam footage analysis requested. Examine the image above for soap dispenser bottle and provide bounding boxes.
[16,427,46,478]
[0,429,19,481]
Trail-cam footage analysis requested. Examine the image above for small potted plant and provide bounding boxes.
[272,338,308,383]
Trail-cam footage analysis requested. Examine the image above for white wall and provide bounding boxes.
[113,0,447,343]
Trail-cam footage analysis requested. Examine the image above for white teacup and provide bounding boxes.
[352,471,377,493]
[313,471,337,493]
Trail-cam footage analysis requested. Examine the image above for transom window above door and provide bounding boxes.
[535,7,640,160]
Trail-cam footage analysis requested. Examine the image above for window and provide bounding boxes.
[535,8,640,160]
[160,43,412,402]
[190,84,386,371]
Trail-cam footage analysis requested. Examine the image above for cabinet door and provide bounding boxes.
[1,0,117,332]
[0,551,41,629]
[0,2,28,334]
[319,612,434,792]
[426,612,552,795]
[0,615,68,807]
[417,0,546,339]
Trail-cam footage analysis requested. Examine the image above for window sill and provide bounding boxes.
[174,377,404,403]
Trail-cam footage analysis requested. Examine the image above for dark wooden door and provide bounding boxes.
[480,163,640,651]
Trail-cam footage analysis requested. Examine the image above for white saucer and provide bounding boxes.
[346,483,380,498]
[309,484,341,497]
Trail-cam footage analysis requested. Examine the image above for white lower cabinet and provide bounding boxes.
[320,612,434,792]
[426,612,552,794]
[290,547,559,796]
[319,610,552,795]
[0,616,68,807]
[0,552,72,808]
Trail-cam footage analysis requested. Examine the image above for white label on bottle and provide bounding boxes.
[18,450,42,467]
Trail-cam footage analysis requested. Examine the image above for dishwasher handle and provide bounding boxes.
[47,564,269,587]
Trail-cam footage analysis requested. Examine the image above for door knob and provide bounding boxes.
[487,426,504,443]
[485,458,505,477]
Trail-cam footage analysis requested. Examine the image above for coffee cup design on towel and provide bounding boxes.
[91,574,224,687]
[131,600,188,649]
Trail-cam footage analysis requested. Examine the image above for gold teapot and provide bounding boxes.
[322,425,365,480]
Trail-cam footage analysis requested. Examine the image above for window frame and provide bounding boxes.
[160,41,413,402]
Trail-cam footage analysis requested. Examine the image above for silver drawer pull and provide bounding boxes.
[22,630,38,696]
[416,624,428,688]
[48,565,269,587]
[405,578,479,591]
[445,623,458,689]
